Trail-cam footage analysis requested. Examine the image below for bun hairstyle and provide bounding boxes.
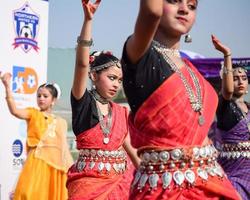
[89,51,121,73]
[38,83,61,99]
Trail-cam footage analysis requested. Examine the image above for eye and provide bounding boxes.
[188,4,197,10]
[118,79,123,84]
[166,0,178,4]
[108,76,115,81]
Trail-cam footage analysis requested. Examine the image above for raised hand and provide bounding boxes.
[211,34,231,56]
[1,72,12,88]
[82,0,101,20]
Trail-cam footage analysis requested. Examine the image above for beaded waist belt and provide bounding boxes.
[132,144,224,191]
[219,141,250,159]
[76,149,127,174]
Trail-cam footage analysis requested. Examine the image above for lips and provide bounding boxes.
[176,17,188,24]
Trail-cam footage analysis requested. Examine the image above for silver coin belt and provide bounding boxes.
[76,149,127,174]
[132,144,225,191]
[219,141,250,159]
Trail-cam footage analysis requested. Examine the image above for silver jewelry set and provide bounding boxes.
[153,40,205,126]
[132,144,224,191]
[76,149,127,174]
[91,90,112,144]
[219,141,250,159]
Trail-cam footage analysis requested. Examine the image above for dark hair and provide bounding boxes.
[232,63,246,70]
[90,51,120,73]
[38,83,58,98]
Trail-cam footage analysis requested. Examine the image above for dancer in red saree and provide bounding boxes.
[66,1,139,199]
[121,0,241,199]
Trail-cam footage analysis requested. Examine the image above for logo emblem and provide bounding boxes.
[12,140,23,158]
[12,66,38,94]
[13,2,40,53]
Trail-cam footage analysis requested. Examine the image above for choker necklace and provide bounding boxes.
[152,40,181,58]
[153,44,204,126]
[90,89,109,104]
[96,103,112,144]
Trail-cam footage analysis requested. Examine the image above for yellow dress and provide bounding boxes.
[13,108,73,200]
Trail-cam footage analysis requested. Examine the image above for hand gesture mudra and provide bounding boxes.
[0,72,12,88]
[82,0,101,20]
[211,34,231,56]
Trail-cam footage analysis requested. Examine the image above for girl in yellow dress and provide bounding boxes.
[0,72,73,200]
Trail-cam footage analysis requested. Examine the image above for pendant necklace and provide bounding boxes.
[96,103,112,144]
[91,89,112,144]
[153,41,204,126]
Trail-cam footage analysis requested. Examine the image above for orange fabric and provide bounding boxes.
[13,108,73,200]
[67,103,134,200]
[129,61,241,200]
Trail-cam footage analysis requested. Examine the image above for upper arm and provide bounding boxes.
[12,108,30,120]
[71,52,89,100]
[126,0,163,64]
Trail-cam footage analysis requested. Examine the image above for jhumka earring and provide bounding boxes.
[184,34,192,43]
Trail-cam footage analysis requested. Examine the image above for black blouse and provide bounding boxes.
[121,42,174,114]
[71,90,99,136]
[216,95,249,131]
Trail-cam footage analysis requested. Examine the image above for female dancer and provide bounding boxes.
[212,34,250,200]
[121,0,241,199]
[66,0,139,199]
[0,72,73,200]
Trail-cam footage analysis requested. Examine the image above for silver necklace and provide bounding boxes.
[91,89,109,104]
[152,40,181,58]
[153,43,204,126]
[96,103,112,144]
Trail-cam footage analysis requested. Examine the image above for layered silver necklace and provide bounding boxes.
[91,90,113,144]
[153,41,204,126]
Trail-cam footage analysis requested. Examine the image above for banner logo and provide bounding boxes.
[12,139,23,158]
[12,66,38,94]
[13,2,40,53]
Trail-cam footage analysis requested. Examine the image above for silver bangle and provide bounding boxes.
[77,36,93,47]
[222,66,233,74]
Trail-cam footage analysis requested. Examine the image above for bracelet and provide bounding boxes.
[222,66,233,74]
[224,53,232,58]
[77,36,93,47]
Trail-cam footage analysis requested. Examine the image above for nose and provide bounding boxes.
[178,1,189,15]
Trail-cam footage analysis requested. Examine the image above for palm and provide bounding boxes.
[82,0,101,20]
[211,34,230,55]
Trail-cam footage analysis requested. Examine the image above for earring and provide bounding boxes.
[184,34,192,43]
[246,90,248,94]
[91,84,96,90]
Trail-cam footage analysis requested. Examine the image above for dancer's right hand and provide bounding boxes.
[82,0,101,20]
[0,72,12,88]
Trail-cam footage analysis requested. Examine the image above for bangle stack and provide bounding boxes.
[77,36,93,47]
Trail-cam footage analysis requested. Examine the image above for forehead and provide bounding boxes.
[102,66,122,76]
[37,87,51,94]
[233,67,247,76]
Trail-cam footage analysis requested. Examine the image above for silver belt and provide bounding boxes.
[76,148,127,174]
[132,144,224,190]
[219,141,250,159]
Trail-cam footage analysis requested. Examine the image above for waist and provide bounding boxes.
[76,148,127,174]
[132,144,224,191]
[219,141,250,159]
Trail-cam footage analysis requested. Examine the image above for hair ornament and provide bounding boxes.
[52,83,61,99]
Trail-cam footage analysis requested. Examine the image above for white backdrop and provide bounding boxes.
[0,0,48,199]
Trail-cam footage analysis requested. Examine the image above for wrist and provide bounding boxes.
[224,53,232,58]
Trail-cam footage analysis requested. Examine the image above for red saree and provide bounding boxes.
[67,102,134,200]
[129,60,241,200]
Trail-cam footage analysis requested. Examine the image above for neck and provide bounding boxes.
[91,89,109,104]
[154,32,181,50]
[233,96,245,103]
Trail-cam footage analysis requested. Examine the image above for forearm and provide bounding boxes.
[4,86,18,116]
[221,52,233,99]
